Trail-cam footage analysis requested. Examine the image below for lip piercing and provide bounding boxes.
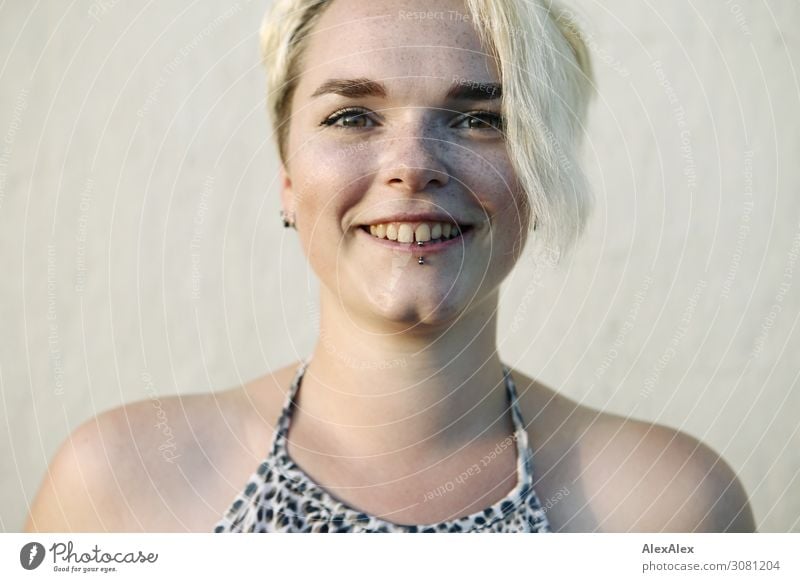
[417,240,424,265]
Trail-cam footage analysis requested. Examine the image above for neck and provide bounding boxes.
[297,288,513,459]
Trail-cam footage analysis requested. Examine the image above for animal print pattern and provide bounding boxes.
[213,359,551,533]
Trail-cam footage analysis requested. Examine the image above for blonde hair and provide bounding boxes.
[260,0,595,256]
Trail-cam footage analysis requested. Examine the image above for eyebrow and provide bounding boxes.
[309,77,502,101]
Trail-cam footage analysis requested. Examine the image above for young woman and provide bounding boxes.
[25,0,755,533]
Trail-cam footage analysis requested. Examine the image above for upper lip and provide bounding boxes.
[357,212,472,227]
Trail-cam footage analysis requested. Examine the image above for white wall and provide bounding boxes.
[1,0,797,532]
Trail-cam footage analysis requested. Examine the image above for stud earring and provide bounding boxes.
[280,209,296,229]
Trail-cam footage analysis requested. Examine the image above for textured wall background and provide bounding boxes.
[1,0,798,532]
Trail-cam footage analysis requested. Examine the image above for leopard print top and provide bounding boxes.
[213,358,551,532]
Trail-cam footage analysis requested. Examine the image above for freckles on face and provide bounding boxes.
[291,127,528,294]
[282,0,530,324]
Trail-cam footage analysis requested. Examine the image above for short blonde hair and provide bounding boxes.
[260,0,595,256]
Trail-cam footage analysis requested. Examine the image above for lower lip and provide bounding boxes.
[356,225,475,253]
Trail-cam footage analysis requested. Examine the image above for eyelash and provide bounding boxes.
[319,107,504,131]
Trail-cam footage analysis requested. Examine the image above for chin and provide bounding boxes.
[362,286,486,329]
[374,306,464,330]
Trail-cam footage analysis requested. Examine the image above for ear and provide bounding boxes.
[279,163,295,214]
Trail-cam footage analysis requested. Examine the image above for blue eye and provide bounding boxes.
[454,111,504,131]
[320,107,376,128]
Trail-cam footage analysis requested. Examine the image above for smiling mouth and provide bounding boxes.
[358,221,473,244]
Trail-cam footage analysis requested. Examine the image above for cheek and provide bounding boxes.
[289,142,368,257]
[292,141,356,200]
[469,156,530,270]
[463,150,529,235]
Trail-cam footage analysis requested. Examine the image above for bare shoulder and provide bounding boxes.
[511,369,756,533]
[24,363,299,533]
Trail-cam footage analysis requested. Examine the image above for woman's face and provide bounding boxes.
[282,0,530,329]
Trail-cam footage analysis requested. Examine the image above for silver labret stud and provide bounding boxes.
[418,256,424,265]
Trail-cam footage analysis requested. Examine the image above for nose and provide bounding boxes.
[378,134,450,194]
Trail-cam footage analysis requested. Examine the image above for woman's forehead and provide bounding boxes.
[298,0,498,92]
[307,0,489,60]
[314,0,475,31]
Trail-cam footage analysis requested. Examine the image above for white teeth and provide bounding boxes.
[397,224,414,243]
[364,220,465,242]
